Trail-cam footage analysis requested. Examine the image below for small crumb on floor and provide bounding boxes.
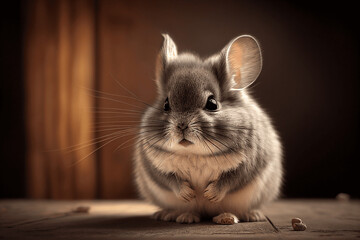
[72,206,90,213]
[293,222,307,231]
[291,218,302,226]
[291,218,307,231]
[336,193,350,201]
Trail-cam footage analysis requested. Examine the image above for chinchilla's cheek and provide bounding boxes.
[196,111,215,128]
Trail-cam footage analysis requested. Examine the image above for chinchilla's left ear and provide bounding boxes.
[160,34,178,63]
[155,34,178,90]
[223,35,262,90]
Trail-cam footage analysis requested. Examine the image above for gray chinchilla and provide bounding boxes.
[134,34,283,224]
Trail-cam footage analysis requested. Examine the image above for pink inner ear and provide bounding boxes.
[228,42,244,87]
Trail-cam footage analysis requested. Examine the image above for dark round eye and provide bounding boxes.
[205,95,218,111]
[164,97,170,111]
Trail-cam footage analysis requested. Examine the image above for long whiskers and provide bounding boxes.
[69,134,125,167]
[64,75,172,167]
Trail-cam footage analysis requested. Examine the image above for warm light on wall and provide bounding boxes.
[25,0,97,199]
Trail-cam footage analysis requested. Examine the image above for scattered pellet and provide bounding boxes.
[293,222,307,231]
[291,218,307,231]
[291,218,302,227]
[72,206,90,213]
[336,193,350,201]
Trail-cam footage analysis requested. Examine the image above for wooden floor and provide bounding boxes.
[0,199,359,239]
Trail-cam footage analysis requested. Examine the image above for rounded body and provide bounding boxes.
[134,91,282,217]
[132,34,283,223]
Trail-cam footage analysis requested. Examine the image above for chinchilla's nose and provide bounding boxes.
[177,122,188,131]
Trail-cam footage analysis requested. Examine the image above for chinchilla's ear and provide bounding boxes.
[160,34,178,63]
[155,34,178,90]
[222,35,262,90]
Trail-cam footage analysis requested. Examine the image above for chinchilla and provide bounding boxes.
[133,34,283,224]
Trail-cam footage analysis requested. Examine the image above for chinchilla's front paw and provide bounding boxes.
[175,181,195,202]
[203,181,227,202]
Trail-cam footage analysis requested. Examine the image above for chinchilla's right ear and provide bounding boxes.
[155,34,178,91]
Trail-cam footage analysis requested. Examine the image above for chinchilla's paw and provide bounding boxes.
[239,210,266,222]
[176,212,200,224]
[213,212,239,225]
[175,181,195,202]
[203,182,226,202]
[152,209,181,222]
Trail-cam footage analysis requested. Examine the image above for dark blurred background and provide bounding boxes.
[0,0,358,199]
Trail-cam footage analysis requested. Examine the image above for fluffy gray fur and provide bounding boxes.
[134,34,283,224]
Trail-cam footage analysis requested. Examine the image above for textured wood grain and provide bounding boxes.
[1,200,359,239]
[24,0,97,199]
[96,0,159,199]
[263,199,360,239]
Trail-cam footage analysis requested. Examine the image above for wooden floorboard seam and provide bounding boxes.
[265,215,280,233]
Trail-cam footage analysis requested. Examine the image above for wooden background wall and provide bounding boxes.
[25,0,97,198]
[23,0,359,199]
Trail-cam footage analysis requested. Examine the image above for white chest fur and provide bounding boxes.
[174,156,220,190]
[139,149,262,216]
[147,151,243,191]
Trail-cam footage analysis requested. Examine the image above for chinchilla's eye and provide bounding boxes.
[164,97,170,111]
[205,95,218,111]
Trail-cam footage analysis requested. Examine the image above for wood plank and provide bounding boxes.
[1,200,359,239]
[0,200,276,239]
[96,0,159,199]
[263,199,360,239]
[24,0,97,199]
